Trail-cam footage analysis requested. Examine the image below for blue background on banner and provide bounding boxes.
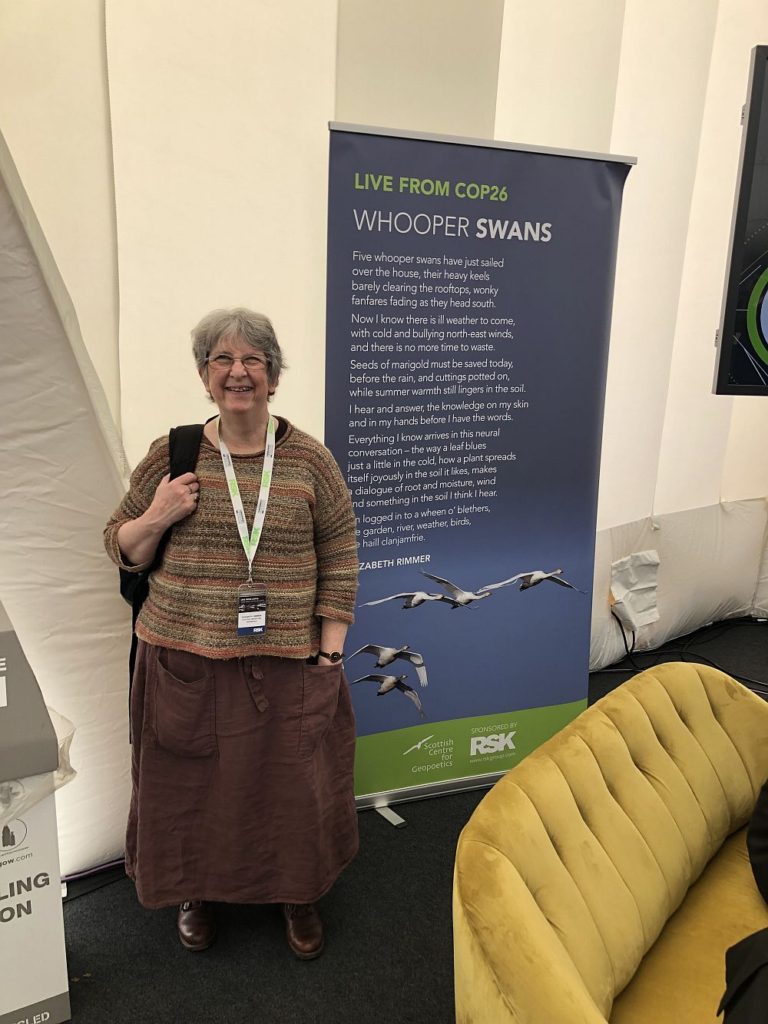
[325,130,629,738]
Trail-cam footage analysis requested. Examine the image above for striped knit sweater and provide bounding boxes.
[104,419,359,659]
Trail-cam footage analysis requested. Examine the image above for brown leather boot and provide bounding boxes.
[177,900,216,951]
[283,902,324,960]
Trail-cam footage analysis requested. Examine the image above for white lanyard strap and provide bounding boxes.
[217,415,277,582]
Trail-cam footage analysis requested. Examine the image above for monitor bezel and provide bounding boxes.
[714,45,768,396]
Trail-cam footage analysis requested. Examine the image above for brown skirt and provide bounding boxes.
[126,641,359,908]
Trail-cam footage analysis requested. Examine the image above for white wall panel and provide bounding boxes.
[494,0,625,153]
[106,0,339,468]
[723,400,768,501]
[641,500,765,642]
[754,508,768,615]
[591,500,767,669]
[0,0,119,424]
[337,0,505,140]
[590,515,655,669]
[598,0,719,529]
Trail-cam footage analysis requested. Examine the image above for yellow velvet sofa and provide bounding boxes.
[453,662,768,1023]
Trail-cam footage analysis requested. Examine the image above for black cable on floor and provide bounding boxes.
[679,617,766,651]
[591,619,768,694]
[64,872,127,904]
[610,610,641,671]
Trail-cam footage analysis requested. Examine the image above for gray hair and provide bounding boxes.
[192,308,285,391]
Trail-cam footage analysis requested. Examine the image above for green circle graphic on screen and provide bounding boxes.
[747,266,768,365]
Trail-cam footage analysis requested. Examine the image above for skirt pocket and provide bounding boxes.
[153,649,216,758]
[299,663,342,759]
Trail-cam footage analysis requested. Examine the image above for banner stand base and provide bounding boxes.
[358,771,505,813]
[375,805,407,828]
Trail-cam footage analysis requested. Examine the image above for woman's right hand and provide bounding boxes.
[117,472,200,567]
[147,472,200,529]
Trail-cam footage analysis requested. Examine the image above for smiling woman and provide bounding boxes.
[193,308,283,427]
[103,307,360,961]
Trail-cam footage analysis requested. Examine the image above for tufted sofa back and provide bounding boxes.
[453,663,768,1023]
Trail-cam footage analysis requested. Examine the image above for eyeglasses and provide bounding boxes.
[206,353,268,372]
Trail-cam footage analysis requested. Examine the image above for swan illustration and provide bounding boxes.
[360,590,459,610]
[420,571,507,606]
[350,673,425,717]
[349,643,429,686]
[421,569,585,605]
[489,569,585,593]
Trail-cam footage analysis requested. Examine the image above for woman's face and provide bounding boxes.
[201,333,275,415]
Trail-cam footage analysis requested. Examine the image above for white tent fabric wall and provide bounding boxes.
[0,0,120,427]
[590,500,768,670]
[105,0,340,468]
[336,0,505,140]
[754,534,768,616]
[600,0,720,530]
[0,133,131,876]
[494,1,625,157]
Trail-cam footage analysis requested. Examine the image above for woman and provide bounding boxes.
[104,308,359,958]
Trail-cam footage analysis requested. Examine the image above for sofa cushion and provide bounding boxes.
[454,663,768,1022]
[610,828,768,1023]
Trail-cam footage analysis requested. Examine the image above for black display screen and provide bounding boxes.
[715,46,768,394]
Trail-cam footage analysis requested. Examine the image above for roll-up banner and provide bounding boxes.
[325,124,633,805]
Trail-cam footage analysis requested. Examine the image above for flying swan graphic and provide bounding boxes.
[489,569,586,593]
[417,571,517,606]
[349,643,429,687]
[360,568,585,612]
[350,673,426,717]
[360,590,459,610]
[420,569,586,604]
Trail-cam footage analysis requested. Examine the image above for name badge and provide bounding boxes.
[237,585,267,636]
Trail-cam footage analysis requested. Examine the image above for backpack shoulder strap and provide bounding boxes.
[126,423,205,737]
[152,424,204,563]
[168,423,204,479]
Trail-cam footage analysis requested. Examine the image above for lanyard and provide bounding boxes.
[217,415,277,583]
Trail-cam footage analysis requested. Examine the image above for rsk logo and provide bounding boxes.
[470,731,516,756]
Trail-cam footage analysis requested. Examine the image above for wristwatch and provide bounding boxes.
[318,649,344,663]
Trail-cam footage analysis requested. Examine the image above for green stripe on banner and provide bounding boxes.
[747,265,768,365]
[354,698,586,796]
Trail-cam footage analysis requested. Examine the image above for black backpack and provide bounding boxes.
[120,424,204,686]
